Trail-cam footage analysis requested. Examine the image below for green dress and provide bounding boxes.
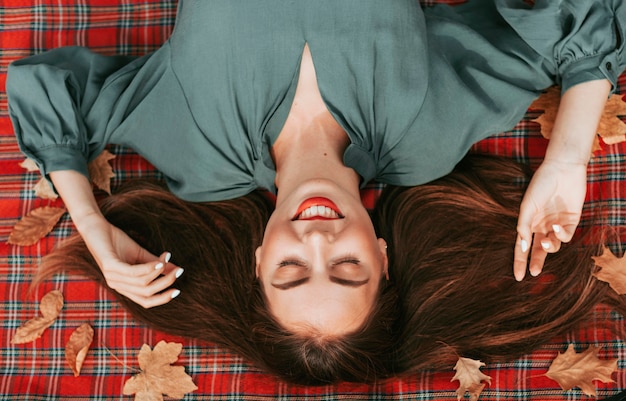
[7,0,625,201]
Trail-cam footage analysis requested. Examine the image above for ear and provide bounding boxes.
[255,246,262,278]
[377,238,389,280]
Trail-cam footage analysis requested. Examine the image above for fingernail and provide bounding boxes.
[164,252,172,263]
[541,240,551,250]
[175,268,184,279]
[530,269,540,277]
[520,239,529,253]
[155,262,164,270]
[552,224,561,234]
[171,289,181,299]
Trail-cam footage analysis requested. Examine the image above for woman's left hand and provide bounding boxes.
[513,159,587,281]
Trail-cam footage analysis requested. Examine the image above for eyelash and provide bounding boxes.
[277,256,360,267]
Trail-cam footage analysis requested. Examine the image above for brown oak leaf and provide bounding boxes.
[11,290,64,344]
[8,206,66,246]
[451,357,492,401]
[530,87,626,152]
[65,323,94,377]
[88,150,116,194]
[592,246,626,295]
[545,344,618,397]
[123,341,198,401]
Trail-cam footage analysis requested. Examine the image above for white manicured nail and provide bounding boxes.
[164,252,172,263]
[520,239,529,253]
[171,289,181,299]
[175,268,184,279]
[155,262,164,270]
[552,224,561,234]
[541,240,551,250]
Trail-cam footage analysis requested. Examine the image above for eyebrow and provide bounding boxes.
[271,277,370,290]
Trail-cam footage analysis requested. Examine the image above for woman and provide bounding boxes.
[8,0,626,384]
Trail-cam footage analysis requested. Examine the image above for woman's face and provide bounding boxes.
[255,180,388,335]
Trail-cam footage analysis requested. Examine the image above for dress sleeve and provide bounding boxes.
[497,0,625,94]
[6,47,148,181]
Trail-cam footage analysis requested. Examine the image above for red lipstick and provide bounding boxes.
[293,197,344,220]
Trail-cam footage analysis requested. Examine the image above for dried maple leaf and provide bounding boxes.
[598,93,626,145]
[592,246,626,295]
[530,88,626,151]
[545,344,617,396]
[33,177,59,200]
[88,150,115,194]
[19,158,39,172]
[530,86,560,140]
[11,290,64,344]
[451,357,492,401]
[8,206,66,246]
[123,341,198,401]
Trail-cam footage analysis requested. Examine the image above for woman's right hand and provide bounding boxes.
[49,170,182,308]
[79,213,183,308]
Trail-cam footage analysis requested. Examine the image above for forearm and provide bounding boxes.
[544,79,612,165]
[49,170,105,233]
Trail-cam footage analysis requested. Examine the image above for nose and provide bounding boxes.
[299,222,336,243]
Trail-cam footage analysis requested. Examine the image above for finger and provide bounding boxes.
[108,265,183,298]
[158,252,183,276]
[528,235,549,277]
[551,223,577,243]
[539,232,562,254]
[514,202,535,281]
[513,233,531,281]
[122,288,181,309]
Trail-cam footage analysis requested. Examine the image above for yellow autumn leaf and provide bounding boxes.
[11,290,64,344]
[451,357,492,401]
[592,245,626,295]
[123,341,198,401]
[88,150,116,194]
[65,323,94,377]
[8,206,66,246]
[545,344,617,396]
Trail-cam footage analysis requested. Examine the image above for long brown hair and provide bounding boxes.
[33,156,625,384]
[33,181,399,385]
[374,155,626,373]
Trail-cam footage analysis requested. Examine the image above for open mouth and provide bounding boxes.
[293,197,344,221]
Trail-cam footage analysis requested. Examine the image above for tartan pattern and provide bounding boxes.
[0,0,624,399]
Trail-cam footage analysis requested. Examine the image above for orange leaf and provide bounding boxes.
[19,158,39,172]
[11,290,64,344]
[38,289,64,320]
[65,323,94,377]
[530,88,626,152]
[88,150,115,194]
[11,316,56,344]
[8,206,66,246]
[123,341,198,400]
[545,344,617,396]
[529,86,560,140]
[33,178,58,200]
[451,357,492,401]
[592,246,626,295]
[598,94,626,145]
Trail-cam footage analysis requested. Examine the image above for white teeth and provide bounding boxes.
[299,205,340,219]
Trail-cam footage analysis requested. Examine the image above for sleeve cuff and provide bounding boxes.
[560,52,621,95]
[31,146,90,192]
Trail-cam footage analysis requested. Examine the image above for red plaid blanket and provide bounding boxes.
[0,1,624,399]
